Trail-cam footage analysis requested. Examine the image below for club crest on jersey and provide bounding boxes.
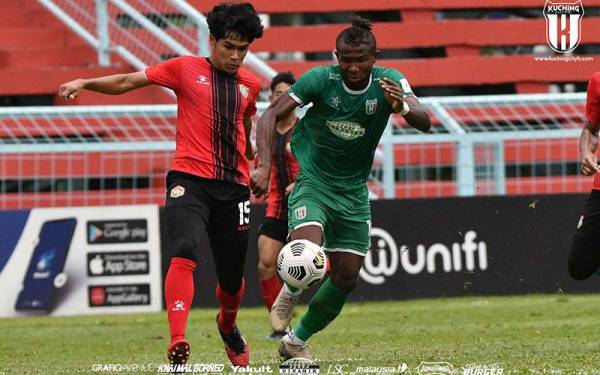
[543,0,584,53]
[294,206,307,220]
[170,185,185,198]
[365,99,377,115]
[239,84,249,98]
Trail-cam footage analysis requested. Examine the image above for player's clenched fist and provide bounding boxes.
[250,166,270,198]
[581,152,600,176]
[58,79,85,100]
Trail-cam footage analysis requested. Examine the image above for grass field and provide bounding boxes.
[1,294,600,374]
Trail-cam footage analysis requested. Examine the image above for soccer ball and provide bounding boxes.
[277,239,327,289]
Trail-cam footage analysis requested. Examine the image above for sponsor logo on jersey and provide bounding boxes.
[328,72,340,80]
[365,99,377,115]
[196,75,209,85]
[543,0,584,53]
[239,84,249,98]
[170,185,185,198]
[326,120,365,141]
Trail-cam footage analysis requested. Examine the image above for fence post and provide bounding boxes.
[382,118,395,199]
[494,140,506,195]
[457,140,475,196]
[96,0,110,66]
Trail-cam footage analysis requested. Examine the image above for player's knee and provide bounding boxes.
[258,258,277,279]
[171,238,197,261]
[330,269,359,292]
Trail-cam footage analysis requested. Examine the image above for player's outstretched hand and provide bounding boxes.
[58,79,85,100]
[581,152,600,176]
[379,77,404,113]
[250,166,270,198]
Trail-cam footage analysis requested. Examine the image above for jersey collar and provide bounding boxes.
[342,74,372,95]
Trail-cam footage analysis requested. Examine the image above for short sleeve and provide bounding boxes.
[244,81,260,117]
[144,57,183,91]
[585,72,600,124]
[384,68,413,97]
[288,67,327,106]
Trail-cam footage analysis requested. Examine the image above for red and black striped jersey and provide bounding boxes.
[145,56,260,186]
[585,72,600,190]
[266,127,299,220]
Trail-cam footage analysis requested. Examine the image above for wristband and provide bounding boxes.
[399,101,410,116]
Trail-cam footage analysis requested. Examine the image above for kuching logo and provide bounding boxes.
[543,0,584,53]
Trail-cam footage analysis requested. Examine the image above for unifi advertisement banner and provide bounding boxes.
[0,205,161,317]
[162,194,599,308]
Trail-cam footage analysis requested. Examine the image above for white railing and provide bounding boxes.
[37,0,276,85]
[0,93,589,209]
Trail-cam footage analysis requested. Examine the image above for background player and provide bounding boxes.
[255,72,299,338]
[569,72,600,280]
[57,2,263,368]
[251,17,431,359]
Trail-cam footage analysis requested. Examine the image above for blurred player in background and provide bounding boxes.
[251,17,431,360]
[569,72,600,280]
[255,72,299,338]
[58,2,263,368]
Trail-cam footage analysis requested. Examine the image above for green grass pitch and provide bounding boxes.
[1,294,600,374]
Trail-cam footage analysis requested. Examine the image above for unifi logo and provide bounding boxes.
[360,228,488,284]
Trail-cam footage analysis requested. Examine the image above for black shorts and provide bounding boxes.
[568,189,600,280]
[165,170,250,242]
[258,217,288,243]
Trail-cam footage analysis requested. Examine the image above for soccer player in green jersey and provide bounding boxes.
[251,17,431,360]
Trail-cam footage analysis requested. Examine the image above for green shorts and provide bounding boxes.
[287,177,371,255]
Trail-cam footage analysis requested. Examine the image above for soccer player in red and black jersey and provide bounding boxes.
[58,3,263,368]
[255,72,299,338]
[569,72,600,280]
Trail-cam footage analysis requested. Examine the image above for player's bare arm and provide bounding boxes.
[580,120,600,175]
[250,93,299,197]
[58,71,150,99]
[379,77,431,132]
[243,116,256,160]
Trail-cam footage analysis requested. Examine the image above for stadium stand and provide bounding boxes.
[0,0,172,106]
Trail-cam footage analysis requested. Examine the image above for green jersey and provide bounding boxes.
[288,65,412,190]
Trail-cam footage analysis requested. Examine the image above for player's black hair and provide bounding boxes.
[336,16,377,51]
[206,2,264,43]
[270,71,296,92]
